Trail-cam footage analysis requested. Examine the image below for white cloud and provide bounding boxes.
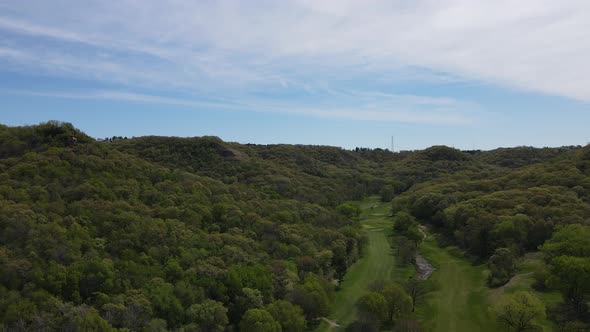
[0,47,27,59]
[0,0,588,123]
[0,88,475,125]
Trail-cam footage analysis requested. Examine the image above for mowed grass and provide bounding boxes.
[417,235,559,332]
[319,199,557,332]
[416,234,498,332]
[317,197,412,331]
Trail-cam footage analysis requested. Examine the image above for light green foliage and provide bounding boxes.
[491,291,545,332]
[546,255,590,317]
[542,224,590,318]
[356,292,388,323]
[0,122,366,329]
[226,265,273,300]
[239,308,282,332]
[541,224,590,259]
[393,145,590,260]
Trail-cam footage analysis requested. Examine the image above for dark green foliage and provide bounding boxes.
[353,281,412,331]
[266,300,306,332]
[336,202,361,221]
[0,121,92,159]
[186,299,228,332]
[396,237,417,266]
[111,136,381,206]
[145,278,184,328]
[392,212,422,266]
[345,320,379,332]
[356,292,388,324]
[478,146,578,168]
[289,274,334,320]
[420,146,471,162]
[488,248,516,287]
[393,211,416,233]
[366,280,412,324]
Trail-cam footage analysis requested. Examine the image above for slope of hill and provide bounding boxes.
[1,122,589,331]
[0,122,366,330]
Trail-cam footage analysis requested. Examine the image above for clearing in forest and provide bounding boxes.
[317,197,412,331]
[416,233,497,332]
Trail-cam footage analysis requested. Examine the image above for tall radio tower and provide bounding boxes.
[391,135,395,152]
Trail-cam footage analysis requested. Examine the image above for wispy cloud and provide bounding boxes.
[0,46,29,60]
[0,0,587,125]
[0,17,89,45]
[0,88,475,125]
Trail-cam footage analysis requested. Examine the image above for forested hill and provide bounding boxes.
[0,121,588,331]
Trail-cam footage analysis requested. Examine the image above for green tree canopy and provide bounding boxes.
[380,283,412,323]
[239,308,281,332]
[542,224,590,318]
[266,300,306,332]
[290,274,333,320]
[490,291,545,332]
[186,299,228,332]
[356,292,388,324]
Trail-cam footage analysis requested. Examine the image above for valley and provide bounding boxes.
[0,122,588,331]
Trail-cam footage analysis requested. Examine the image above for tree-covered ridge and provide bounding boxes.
[391,144,590,326]
[0,121,93,159]
[1,121,590,331]
[476,146,580,168]
[111,136,392,207]
[392,144,590,259]
[0,122,363,330]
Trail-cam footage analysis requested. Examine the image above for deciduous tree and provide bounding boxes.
[491,291,545,332]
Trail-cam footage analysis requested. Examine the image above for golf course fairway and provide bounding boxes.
[317,197,412,331]
[416,232,497,332]
[318,197,552,332]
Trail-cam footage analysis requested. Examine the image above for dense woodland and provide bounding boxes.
[1,121,589,331]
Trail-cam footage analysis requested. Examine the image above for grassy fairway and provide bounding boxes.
[417,234,498,332]
[418,236,561,332]
[317,197,412,331]
[319,199,555,332]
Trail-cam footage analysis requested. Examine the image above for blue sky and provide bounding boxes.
[1,1,589,150]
